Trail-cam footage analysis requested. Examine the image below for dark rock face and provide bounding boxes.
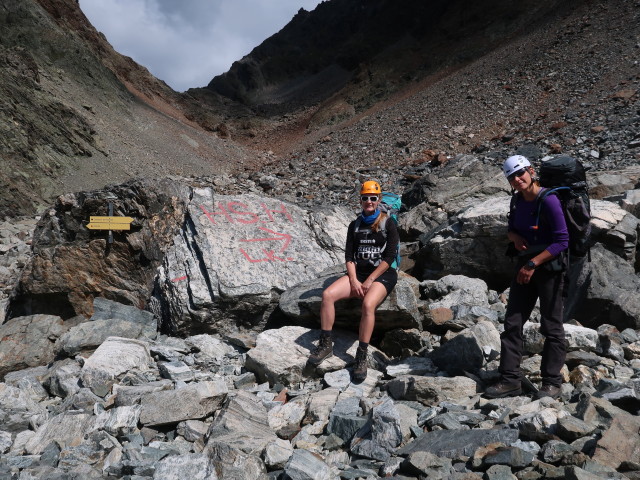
[574,245,640,330]
[8,178,190,319]
[0,314,68,379]
[207,0,575,112]
[0,0,111,216]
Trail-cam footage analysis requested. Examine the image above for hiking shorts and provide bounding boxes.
[356,269,398,295]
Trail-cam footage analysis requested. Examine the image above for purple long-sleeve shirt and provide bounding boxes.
[508,189,569,257]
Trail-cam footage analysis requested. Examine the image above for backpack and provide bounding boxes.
[354,191,402,270]
[534,155,592,259]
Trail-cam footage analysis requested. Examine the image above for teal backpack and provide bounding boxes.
[354,191,402,270]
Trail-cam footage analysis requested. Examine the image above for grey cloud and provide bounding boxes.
[154,0,222,31]
[80,0,323,91]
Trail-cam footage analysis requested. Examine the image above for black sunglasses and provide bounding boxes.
[360,195,379,202]
[508,168,528,181]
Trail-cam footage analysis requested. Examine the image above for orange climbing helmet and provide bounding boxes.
[360,180,381,195]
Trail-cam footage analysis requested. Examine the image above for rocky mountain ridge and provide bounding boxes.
[1,0,252,217]
[240,0,640,211]
[208,0,578,113]
[3,0,640,218]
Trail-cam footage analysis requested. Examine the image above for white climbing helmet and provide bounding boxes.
[502,155,531,179]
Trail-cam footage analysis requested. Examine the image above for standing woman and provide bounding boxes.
[308,180,399,382]
[485,155,569,399]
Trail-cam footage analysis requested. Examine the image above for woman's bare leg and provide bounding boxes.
[359,282,388,343]
[320,275,354,331]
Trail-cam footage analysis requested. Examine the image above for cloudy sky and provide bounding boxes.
[79,0,324,92]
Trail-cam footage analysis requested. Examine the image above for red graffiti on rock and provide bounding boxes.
[199,202,294,225]
[199,201,295,262]
[240,227,293,263]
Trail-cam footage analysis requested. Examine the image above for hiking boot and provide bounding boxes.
[484,380,522,399]
[352,347,368,383]
[535,383,561,400]
[308,334,333,366]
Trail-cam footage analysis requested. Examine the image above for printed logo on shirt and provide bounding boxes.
[357,246,382,265]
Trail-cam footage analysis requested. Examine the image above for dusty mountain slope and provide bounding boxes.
[237,0,639,208]
[207,0,578,113]
[0,0,251,217]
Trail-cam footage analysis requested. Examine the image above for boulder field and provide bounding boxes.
[1,156,640,478]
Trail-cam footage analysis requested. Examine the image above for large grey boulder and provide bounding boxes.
[153,190,351,335]
[24,413,95,455]
[422,275,489,310]
[386,375,478,405]
[398,202,448,240]
[90,297,156,325]
[0,314,69,380]
[401,154,508,213]
[523,322,598,354]
[43,359,82,398]
[590,170,639,199]
[80,337,152,396]
[278,266,424,331]
[263,438,294,469]
[139,380,228,426]
[267,396,308,436]
[592,415,640,470]
[430,320,501,374]
[113,380,173,407]
[414,196,640,285]
[0,383,48,434]
[245,326,385,386]
[509,407,570,441]
[94,405,141,435]
[283,449,334,480]
[619,189,640,218]
[56,318,156,357]
[590,199,639,262]
[206,442,267,479]
[53,299,158,356]
[574,245,640,330]
[153,453,218,480]
[350,396,403,461]
[205,390,279,455]
[413,195,514,284]
[398,428,519,458]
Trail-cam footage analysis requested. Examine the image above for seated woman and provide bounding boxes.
[307,180,399,382]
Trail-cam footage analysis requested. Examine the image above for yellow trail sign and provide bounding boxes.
[87,216,134,231]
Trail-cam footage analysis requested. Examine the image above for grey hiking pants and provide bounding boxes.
[499,260,566,387]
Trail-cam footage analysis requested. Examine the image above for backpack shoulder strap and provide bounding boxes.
[379,215,388,238]
[508,192,518,221]
[354,216,362,233]
[354,214,389,237]
[534,187,565,229]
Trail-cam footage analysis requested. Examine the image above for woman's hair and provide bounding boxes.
[370,212,387,233]
[528,167,541,186]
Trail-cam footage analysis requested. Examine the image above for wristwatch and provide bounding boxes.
[525,260,537,270]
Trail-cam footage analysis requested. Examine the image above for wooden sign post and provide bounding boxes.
[86,203,133,243]
[86,216,134,230]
